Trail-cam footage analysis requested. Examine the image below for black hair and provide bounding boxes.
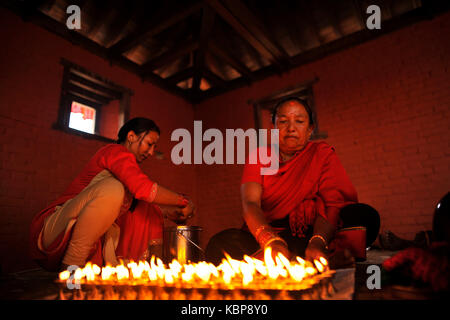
[271,96,314,126]
[116,117,160,144]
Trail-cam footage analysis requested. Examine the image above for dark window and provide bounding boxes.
[55,58,133,142]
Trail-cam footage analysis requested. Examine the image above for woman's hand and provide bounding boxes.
[252,239,291,261]
[305,238,328,262]
[268,240,291,260]
[164,207,184,223]
[180,198,195,221]
[327,249,355,269]
[163,198,195,224]
[305,237,355,269]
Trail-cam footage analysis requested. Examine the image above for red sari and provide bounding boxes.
[29,144,163,271]
[241,141,358,237]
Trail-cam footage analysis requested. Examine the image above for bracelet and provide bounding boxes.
[256,227,288,249]
[309,234,328,250]
[256,229,276,247]
[264,236,288,249]
[255,225,272,241]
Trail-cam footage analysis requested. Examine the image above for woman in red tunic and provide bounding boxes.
[29,118,195,271]
[205,98,380,267]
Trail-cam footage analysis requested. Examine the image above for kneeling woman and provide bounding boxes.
[206,98,379,267]
[30,118,195,271]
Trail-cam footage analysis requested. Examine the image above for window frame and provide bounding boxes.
[54,58,133,143]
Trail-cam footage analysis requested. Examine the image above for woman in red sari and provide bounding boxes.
[30,118,195,271]
[205,98,379,267]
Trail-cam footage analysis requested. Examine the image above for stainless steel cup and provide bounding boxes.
[163,225,204,264]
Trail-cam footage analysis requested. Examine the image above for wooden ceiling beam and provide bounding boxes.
[299,1,325,46]
[102,1,136,47]
[202,68,226,88]
[165,67,195,85]
[18,0,48,21]
[352,0,367,30]
[192,6,216,92]
[325,0,344,38]
[206,0,283,67]
[198,4,446,103]
[209,42,254,82]
[39,0,57,13]
[3,5,193,102]
[220,0,290,63]
[83,1,110,37]
[108,2,203,55]
[141,40,199,75]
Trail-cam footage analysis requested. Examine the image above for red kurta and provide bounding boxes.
[241,141,358,237]
[29,144,162,271]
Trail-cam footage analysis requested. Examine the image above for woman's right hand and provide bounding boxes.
[163,198,195,224]
[267,240,291,260]
[180,198,195,221]
[252,240,291,261]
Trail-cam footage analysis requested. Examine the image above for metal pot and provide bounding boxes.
[163,225,204,264]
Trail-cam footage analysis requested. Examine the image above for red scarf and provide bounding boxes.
[261,142,358,237]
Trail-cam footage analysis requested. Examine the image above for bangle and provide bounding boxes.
[264,236,288,249]
[309,234,328,250]
[255,225,272,241]
[256,229,276,247]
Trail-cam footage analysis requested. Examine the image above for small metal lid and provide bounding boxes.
[164,225,203,232]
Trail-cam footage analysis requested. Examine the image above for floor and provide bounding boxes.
[0,249,444,300]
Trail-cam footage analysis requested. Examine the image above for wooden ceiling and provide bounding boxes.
[2,0,449,104]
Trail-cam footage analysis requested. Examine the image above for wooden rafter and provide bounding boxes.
[198,4,447,102]
[3,0,449,105]
[19,0,48,21]
[141,40,199,75]
[209,42,254,81]
[102,1,136,47]
[39,0,57,13]
[299,0,325,46]
[352,0,367,30]
[2,5,191,100]
[165,66,195,85]
[325,0,344,38]
[108,2,203,55]
[206,0,283,67]
[221,0,289,64]
[83,1,110,37]
[192,6,215,91]
[202,68,226,88]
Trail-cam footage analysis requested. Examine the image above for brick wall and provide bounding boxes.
[194,12,450,249]
[0,8,196,273]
